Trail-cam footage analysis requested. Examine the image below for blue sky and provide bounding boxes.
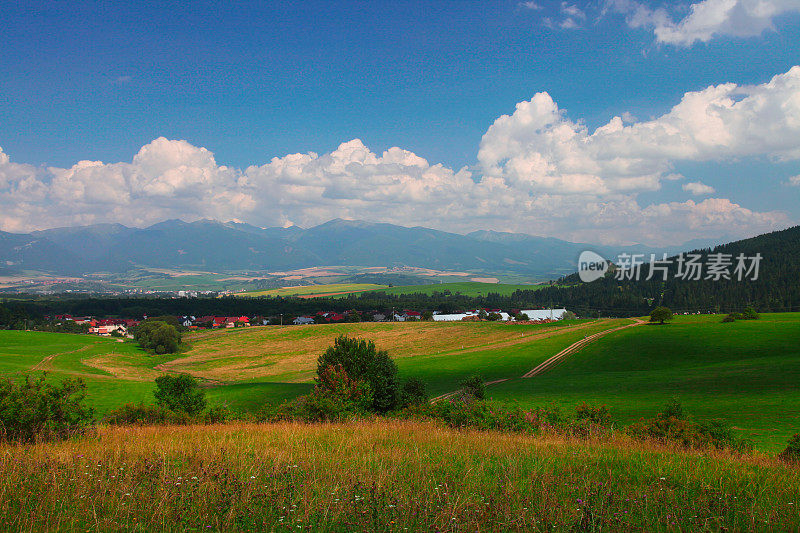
[1,0,800,245]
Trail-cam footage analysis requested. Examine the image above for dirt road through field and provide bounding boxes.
[432,318,645,402]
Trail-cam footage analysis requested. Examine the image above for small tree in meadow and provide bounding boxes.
[317,336,400,413]
[649,306,673,325]
[154,374,207,415]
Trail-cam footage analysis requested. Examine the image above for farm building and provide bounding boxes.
[519,309,568,321]
[293,316,315,325]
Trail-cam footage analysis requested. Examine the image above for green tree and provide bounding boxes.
[649,306,673,325]
[316,336,400,413]
[421,310,434,321]
[134,321,181,354]
[153,374,207,415]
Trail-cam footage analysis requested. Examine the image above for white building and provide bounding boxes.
[293,316,315,325]
[518,309,568,321]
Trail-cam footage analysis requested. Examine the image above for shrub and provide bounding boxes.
[403,401,566,434]
[400,378,428,407]
[105,402,233,426]
[134,320,181,354]
[575,402,611,426]
[317,336,399,413]
[154,374,207,415]
[722,314,736,323]
[460,374,486,400]
[649,306,673,324]
[627,400,744,451]
[104,403,192,425]
[272,366,373,422]
[741,306,760,320]
[0,374,94,442]
[779,434,800,463]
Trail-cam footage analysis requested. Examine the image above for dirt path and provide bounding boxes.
[32,343,99,372]
[520,318,645,378]
[431,318,645,403]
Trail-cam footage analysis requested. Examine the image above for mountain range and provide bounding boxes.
[0,219,717,278]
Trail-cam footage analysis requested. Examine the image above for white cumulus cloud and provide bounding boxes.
[1,67,799,245]
[610,0,800,46]
[683,181,716,195]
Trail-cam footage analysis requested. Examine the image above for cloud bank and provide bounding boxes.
[2,67,799,245]
[611,0,800,46]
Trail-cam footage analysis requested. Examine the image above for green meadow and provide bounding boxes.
[486,313,800,451]
[1,312,799,450]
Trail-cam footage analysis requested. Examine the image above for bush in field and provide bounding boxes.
[400,378,428,407]
[105,401,232,425]
[105,403,192,425]
[134,320,181,354]
[272,365,373,422]
[779,434,800,463]
[459,374,486,400]
[649,306,673,324]
[404,401,565,434]
[575,402,611,426]
[741,306,760,320]
[317,336,399,413]
[0,374,94,442]
[722,313,737,323]
[154,374,207,415]
[626,400,744,450]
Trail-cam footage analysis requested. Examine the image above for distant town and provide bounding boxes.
[50,307,571,337]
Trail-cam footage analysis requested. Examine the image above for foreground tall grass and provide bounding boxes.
[2,420,799,531]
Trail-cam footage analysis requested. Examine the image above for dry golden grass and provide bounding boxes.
[155,320,606,383]
[2,420,798,531]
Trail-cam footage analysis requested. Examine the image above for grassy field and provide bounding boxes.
[2,313,800,451]
[2,420,798,531]
[0,330,161,413]
[487,313,800,451]
[0,319,613,415]
[238,281,546,298]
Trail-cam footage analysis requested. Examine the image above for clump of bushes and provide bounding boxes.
[0,374,94,442]
[723,306,760,323]
[404,400,563,434]
[269,365,374,422]
[133,320,181,354]
[459,374,486,400]
[400,378,428,407]
[627,399,750,452]
[779,434,800,464]
[105,374,230,425]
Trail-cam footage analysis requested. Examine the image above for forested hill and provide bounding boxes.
[514,225,800,316]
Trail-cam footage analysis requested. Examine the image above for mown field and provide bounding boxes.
[2,313,799,451]
[238,281,544,298]
[2,420,799,531]
[238,282,388,298]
